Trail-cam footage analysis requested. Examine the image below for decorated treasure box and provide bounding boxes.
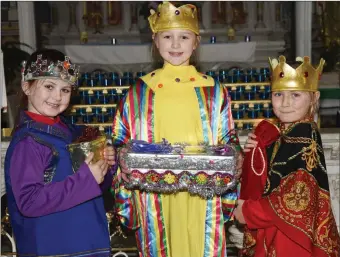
[67,127,107,172]
[121,139,239,199]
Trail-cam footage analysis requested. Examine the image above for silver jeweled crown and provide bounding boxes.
[21,54,80,86]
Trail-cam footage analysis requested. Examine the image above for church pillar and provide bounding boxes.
[122,2,131,32]
[202,2,212,30]
[18,1,36,53]
[295,2,313,59]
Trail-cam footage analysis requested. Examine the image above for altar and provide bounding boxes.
[1,1,339,255]
[50,42,257,73]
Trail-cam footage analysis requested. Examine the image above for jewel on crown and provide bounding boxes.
[268,55,325,92]
[148,1,199,35]
[22,55,80,86]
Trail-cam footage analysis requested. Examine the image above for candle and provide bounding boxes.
[83,1,87,15]
[108,1,112,17]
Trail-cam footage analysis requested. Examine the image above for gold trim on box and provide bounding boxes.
[67,135,107,172]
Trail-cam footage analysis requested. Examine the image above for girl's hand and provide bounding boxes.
[85,152,109,184]
[118,147,131,183]
[103,145,116,166]
[243,132,258,153]
[234,199,246,224]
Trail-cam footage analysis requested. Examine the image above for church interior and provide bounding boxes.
[1,1,339,256]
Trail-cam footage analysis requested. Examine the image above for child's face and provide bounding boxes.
[153,29,199,66]
[271,91,314,124]
[22,78,72,119]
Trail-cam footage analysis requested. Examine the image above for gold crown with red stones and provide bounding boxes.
[148,1,199,35]
[268,55,325,92]
[22,55,80,86]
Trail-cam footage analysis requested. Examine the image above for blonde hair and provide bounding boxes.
[309,92,320,117]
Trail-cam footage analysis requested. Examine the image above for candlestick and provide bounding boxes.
[83,1,87,15]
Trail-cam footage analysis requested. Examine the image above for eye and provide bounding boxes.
[182,36,189,39]
[163,35,171,39]
[62,88,71,94]
[292,93,301,97]
[44,84,53,90]
[273,92,282,97]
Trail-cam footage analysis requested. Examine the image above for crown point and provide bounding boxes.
[304,56,310,63]
[279,56,286,63]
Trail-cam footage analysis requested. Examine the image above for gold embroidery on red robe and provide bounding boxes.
[268,169,340,257]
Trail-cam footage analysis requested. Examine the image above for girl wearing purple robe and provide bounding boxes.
[4,49,116,257]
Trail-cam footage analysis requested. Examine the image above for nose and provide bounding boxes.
[52,90,62,101]
[282,93,290,107]
[171,38,180,49]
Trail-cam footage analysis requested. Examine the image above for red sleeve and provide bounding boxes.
[242,197,275,229]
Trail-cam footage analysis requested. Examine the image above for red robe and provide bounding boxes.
[240,119,280,200]
[241,121,340,257]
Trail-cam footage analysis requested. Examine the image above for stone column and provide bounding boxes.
[102,2,108,27]
[255,2,266,29]
[263,2,273,30]
[202,2,212,30]
[295,2,313,59]
[76,2,85,33]
[130,2,138,32]
[122,2,131,32]
[17,1,36,53]
[246,2,256,31]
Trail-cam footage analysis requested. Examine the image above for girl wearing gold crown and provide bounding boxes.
[112,2,243,257]
[4,49,117,256]
[234,56,340,257]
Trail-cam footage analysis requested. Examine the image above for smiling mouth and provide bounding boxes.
[46,102,59,108]
[169,52,183,57]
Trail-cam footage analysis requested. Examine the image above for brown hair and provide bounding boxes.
[12,48,76,134]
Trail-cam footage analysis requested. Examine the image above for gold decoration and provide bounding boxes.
[80,31,88,44]
[67,135,106,172]
[268,56,325,92]
[301,139,318,171]
[148,1,199,35]
[227,26,235,41]
[283,181,310,212]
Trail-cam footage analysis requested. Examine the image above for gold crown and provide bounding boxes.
[148,2,199,35]
[268,56,325,92]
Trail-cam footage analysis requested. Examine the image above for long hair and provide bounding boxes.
[12,49,71,134]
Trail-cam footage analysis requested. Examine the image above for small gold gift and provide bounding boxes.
[67,135,107,172]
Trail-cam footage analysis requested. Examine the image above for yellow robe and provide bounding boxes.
[113,63,238,257]
[152,64,211,257]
